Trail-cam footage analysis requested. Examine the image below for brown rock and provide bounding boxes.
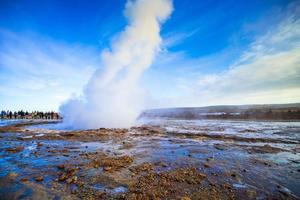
[103,166,112,171]
[6,146,24,153]
[7,172,18,179]
[204,163,210,168]
[130,163,154,174]
[35,176,44,182]
[57,164,65,170]
[214,144,227,150]
[59,174,67,181]
[20,178,29,182]
[66,176,77,184]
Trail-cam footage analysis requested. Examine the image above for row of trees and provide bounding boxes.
[0,110,61,120]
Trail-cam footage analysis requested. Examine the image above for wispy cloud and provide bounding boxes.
[152,2,300,107]
[0,30,98,111]
[1,1,299,111]
[162,28,200,49]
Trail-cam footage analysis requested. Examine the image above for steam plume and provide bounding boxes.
[60,0,173,128]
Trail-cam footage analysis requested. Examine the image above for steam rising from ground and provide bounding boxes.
[60,0,173,128]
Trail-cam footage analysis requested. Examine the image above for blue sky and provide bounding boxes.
[1,0,300,111]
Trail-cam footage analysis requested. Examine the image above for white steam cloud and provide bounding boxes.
[60,0,173,128]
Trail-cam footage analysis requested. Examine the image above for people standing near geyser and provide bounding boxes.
[60,0,173,129]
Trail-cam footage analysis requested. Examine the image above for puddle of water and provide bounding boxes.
[111,186,127,193]
[80,141,122,153]
[93,183,106,190]
[92,184,127,194]
[233,183,248,189]
[25,142,37,151]
[0,119,27,127]
[22,135,33,139]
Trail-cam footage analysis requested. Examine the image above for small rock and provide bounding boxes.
[66,176,77,184]
[160,162,168,167]
[57,164,65,170]
[223,184,232,190]
[35,176,44,182]
[20,178,29,182]
[6,146,24,153]
[246,189,257,198]
[59,174,67,181]
[206,157,214,161]
[214,144,227,150]
[103,166,112,171]
[209,182,216,187]
[7,172,18,179]
[204,163,210,168]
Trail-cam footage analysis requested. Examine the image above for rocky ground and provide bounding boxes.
[0,120,299,200]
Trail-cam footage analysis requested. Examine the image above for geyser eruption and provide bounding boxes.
[60,0,173,129]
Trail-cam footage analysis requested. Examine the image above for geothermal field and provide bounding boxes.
[1,0,300,199]
[0,105,300,199]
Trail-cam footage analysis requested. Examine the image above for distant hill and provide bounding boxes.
[140,103,300,120]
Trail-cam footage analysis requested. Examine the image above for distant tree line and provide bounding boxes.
[0,110,62,120]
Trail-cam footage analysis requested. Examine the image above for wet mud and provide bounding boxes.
[0,119,299,199]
